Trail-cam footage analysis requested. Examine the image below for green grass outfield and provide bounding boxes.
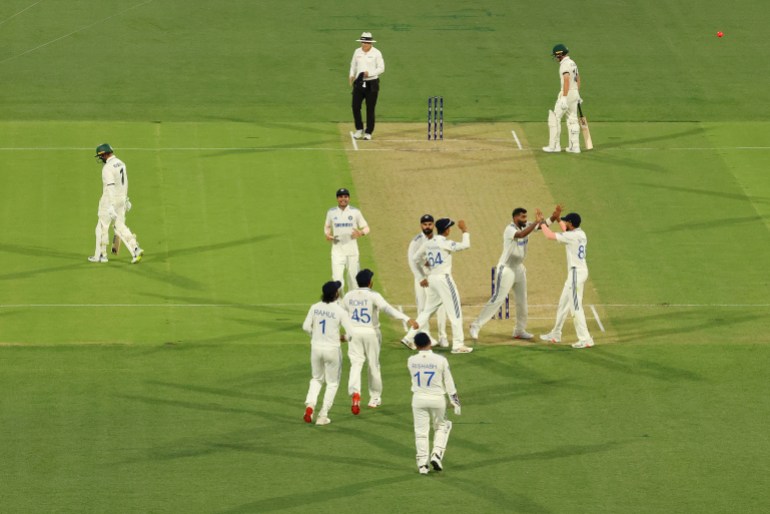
[1,0,770,512]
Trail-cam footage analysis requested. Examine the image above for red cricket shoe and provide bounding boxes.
[304,406,313,423]
[351,392,361,415]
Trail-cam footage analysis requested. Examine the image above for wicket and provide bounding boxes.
[427,96,443,140]
[490,267,510,319]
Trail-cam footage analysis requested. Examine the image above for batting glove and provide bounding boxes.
[449,393,461,416]
[125,198,132,212]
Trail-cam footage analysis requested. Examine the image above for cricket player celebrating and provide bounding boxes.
[343,269,418,413]
[302,280,355,426]
[408,332,461,475]
[89,144,144,263]
[402,218,473,354]
[543,44,583,154]
[470,206,562,341]
[324,188,370,291]
[536,211,595,349]
[408,214,449,347]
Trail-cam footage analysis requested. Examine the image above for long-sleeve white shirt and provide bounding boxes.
[558,56,579,93]
[100,155,128,208]
[408,349,457,397]
[349,47,385,81]
[324,206,369,256]
[302,301,353,347]
[555,228,588,271]
[407,233,431,280]
[342,287,410,335]
[412,233,470,278]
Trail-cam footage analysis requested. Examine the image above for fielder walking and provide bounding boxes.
[324,188,370,291]
[408,214,449,347]
[89,144,144,263]
[343,269,418,413]
[470,206,562,341]
[536,211,595,349]
[302,280,355,426]
[543,44,583,154]
[408,332,461,475]
[349,32,385,140]
[402,218,473,354]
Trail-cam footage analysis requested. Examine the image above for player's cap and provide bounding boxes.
[95,143,114,157]
[560,212,581,227]
[336,188,350,197]
[435,218,454,234]
[356,32,376,43]
[356,268,374,287]
[552,44,569,57]
[420,214,434,223]
[414,332,431,349]
[322,280,342,297]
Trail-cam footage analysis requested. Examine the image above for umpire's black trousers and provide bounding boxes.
[352,79,380,135]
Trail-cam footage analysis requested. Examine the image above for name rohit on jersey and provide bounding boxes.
[347,299,369,307]
[314,309,337,319]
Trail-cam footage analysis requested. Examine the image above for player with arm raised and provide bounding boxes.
[408,214,449,347]
[343,269,418,413]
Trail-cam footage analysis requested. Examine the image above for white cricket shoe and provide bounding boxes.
[367,398,381,408]
[353,129,363,139]
[315,416,331,426]
[418,465,430,475]
[400,338,416,350]
[88,254,108,263]
[469,323,480,340]
[539,333,561,343]
[571,340,595,349]
[542,146,562,153]
[363,133,372,140]
[438,337,449,348]
[131,247,144,264]
[565,146,581,154]
[513,330,534,340]
[451,345,474,354]
[430,454,443,471]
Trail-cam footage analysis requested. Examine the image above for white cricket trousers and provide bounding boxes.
[548,91,581,150]
[412,394,452,468]
[347,331,382,401]
[548,267,593,343]
[331,252,359,291]
[405,274,464,349]
[94,200,138,257]
[305,344,342,417]
[474,263,528,332]
[414,278,447,340]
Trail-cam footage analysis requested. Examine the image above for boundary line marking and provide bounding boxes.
[511,130,523,150]
[590,304,606,332]
[0,1,42,27]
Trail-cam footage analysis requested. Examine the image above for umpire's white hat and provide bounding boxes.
[356,32,376,43]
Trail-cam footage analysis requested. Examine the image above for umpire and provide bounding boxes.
[349,32,385,141]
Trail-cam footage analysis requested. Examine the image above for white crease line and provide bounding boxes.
[0,0,42,27]
[349,131,358,151]
[511,130,523,150]
[590,304,606,332]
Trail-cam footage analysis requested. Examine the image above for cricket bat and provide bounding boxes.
[111,234,121,255]
[577,103,594,150]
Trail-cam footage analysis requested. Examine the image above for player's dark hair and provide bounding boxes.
[512,208,527,218]
[414,332,431,348]
[321,291,337,303]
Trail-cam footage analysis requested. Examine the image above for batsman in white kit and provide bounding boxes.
[342,269,418,413]
[88,144,144,263]
[407,214,449,347]
[324,188,370,291]
[470,206,562,341]
[402,218,473,354]
[536,212,595,349]
[543,44,583,154]
[302,280,355,426]
[408,332,461,475]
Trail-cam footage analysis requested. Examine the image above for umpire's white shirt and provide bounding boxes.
[555,228,588,271]
[408,350,457,398]
[303,301,352,347]
[342,288,410,336]
[349,47,385,80]
[325,206,369,256]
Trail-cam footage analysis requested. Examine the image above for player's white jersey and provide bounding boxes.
[407,233,430,280]
[342,287,410,335]
[102,155,128,201]
[302,301,353,347]
[412,233,470,277]
[408,350,457,397]
[496,223,536,268]
[325,206,369,256]
[558,56,579,92]
[555,228,588,271]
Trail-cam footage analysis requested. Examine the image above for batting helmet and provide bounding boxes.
[552,44,569,57]
[95,143,114,157]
